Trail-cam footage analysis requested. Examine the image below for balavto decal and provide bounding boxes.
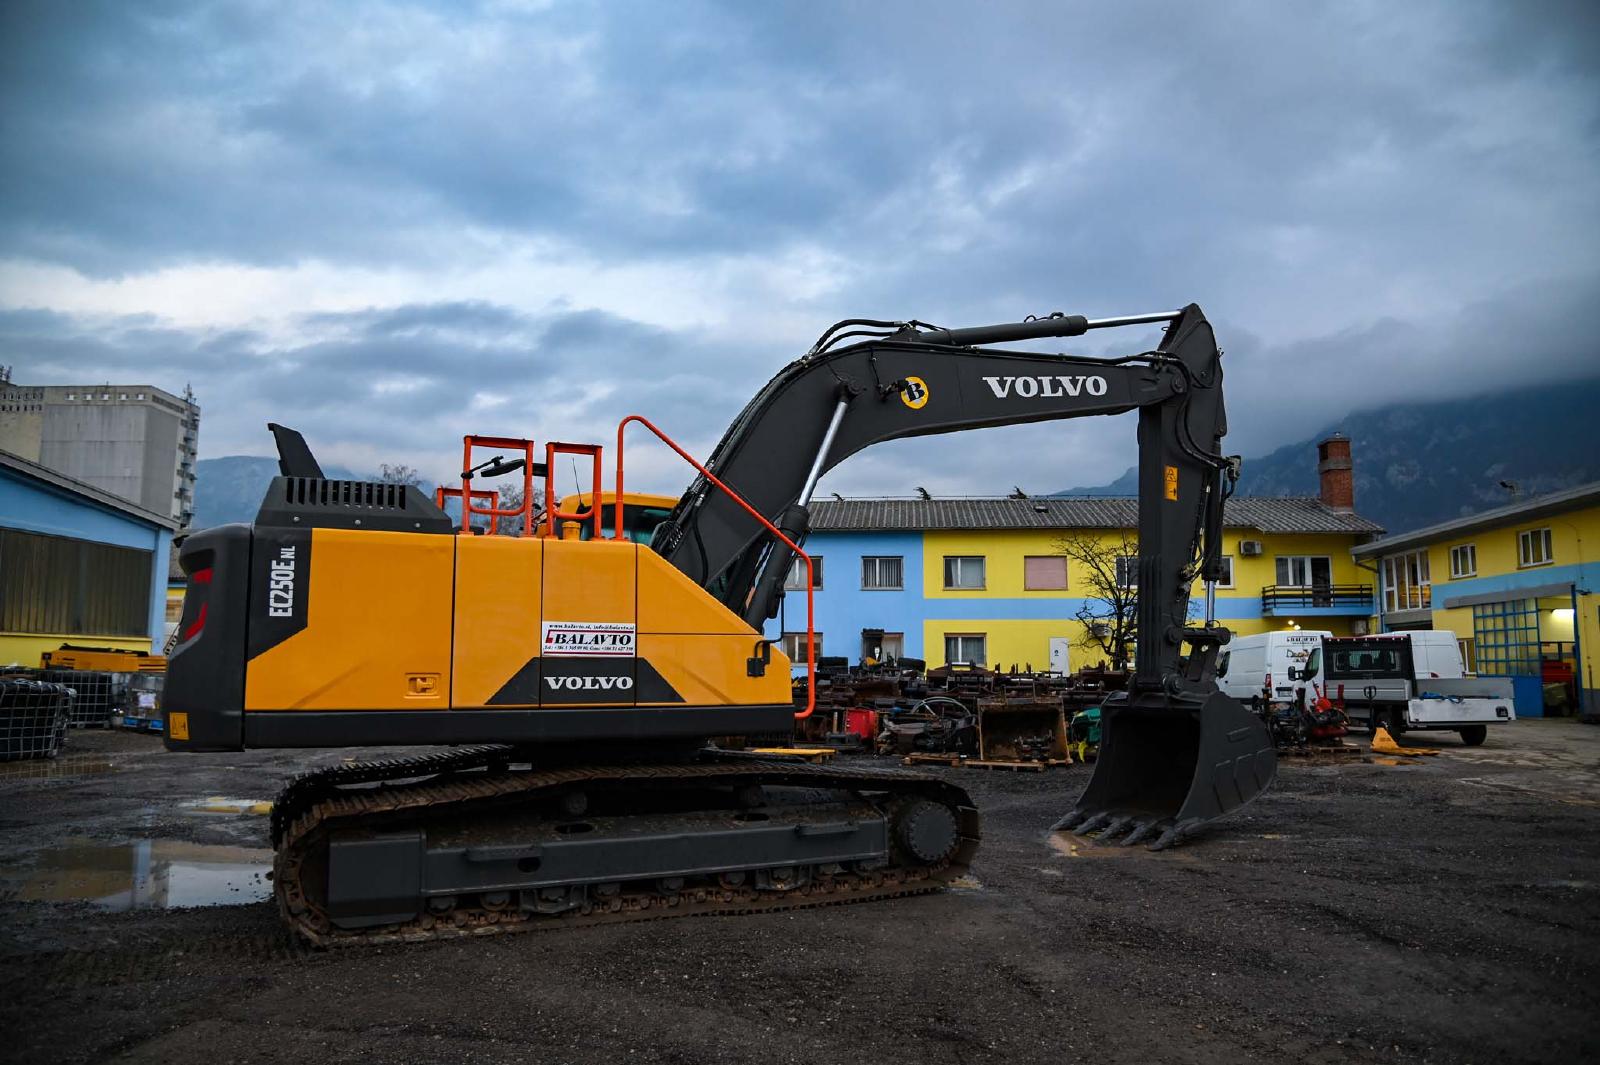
[541,620,636,657]
[247,528,311,660]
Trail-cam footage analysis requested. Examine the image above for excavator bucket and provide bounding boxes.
[1053,690,1276,850]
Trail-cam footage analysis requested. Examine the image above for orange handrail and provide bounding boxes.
[458,435,536,536]
[615,414,815,720]
[542,441,604,539]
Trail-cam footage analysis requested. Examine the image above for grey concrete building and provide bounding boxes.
[0,372,200,528]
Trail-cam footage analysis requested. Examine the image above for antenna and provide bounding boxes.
[571,456,586,507]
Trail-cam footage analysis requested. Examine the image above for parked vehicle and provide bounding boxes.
[1216,630,1333,708]
[1323,632,1514,745]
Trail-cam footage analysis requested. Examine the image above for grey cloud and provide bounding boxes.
[2,1,1598,494]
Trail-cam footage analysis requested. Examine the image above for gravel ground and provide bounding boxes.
[1,722,1597,1065]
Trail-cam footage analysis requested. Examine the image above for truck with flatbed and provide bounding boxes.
[1323,632,1514,745]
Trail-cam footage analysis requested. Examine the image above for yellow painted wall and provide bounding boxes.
[1421,503,1600,590]
[918,528,1372,668]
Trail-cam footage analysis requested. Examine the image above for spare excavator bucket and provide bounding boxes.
[1053,690,1276,850]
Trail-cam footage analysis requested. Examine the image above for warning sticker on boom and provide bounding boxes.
[541,621,637,657]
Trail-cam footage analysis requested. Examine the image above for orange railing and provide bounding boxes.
[457,435,537,536]
[615,414,815,720]
[542,441,604,539]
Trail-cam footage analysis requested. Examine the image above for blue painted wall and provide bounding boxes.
[1,466,172,649]
[766,531,927,658]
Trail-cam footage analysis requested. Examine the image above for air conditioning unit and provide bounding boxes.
[1089,622,1109,638]
[1239,539,1265,556]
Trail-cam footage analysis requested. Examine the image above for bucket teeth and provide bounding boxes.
[1150,817,1203,851]
[1050,808,1089,833]
[1074,811,1113,836]
[1119,817,1165,847]
[1094,814,1135,841]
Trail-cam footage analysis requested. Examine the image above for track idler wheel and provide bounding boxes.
[892,799,960,866]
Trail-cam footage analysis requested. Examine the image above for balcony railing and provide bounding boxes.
[1260,583,1374,613]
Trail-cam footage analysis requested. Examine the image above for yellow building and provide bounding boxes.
[1353,481,1599,719]
[776,489,1383,674]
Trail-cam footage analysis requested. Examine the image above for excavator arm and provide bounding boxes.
[656,305,1230,681]
[655,303,1273,847]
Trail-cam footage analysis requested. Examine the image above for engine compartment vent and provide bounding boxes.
[255,476,454,534]
[284,478,409,510]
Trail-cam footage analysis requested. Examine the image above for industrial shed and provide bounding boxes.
[0,449,177,667]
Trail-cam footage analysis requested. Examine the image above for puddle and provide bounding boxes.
[180,797,273,816]
[1371,756,1420,766]
[0,756,116,781]
[5,839,273,909]
[1047,834,1136,859]
[948,875,984,890]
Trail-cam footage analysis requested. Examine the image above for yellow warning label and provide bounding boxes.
[1164,465,1179,501]
[167,712,190,740]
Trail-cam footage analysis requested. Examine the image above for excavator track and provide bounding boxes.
[272,750,980,947]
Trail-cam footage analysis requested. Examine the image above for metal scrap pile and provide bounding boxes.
[790,662,1129,765]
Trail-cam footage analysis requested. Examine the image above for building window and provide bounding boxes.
[1449,544,1477,579]
[781,631,822,660]
[943,556,985,590]
[65,393,76,400]
[862,631,904,662]
[1381,551,1431,612]
[1518,528,1553,568]
[1276,555,1333,588]
[0,529,151,637]
[861,555,903,590]
[1115,555,1139,589]
[1023,555,1068,590]
[1214,555,1234,589]
[1457,638,1476,674]
[784,555,823,591]
[943,633,987,667]
[136,393,146,400]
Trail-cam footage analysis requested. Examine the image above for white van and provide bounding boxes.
[1216,630,1333,707]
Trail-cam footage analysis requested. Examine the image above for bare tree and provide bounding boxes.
[377,463,423,488]
[495,483,529,536]
[1052,530,1140,671]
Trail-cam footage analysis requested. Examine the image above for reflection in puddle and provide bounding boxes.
[180,797,273,816]
[1370,756,1420,766]
[0,756,116,781]
[1047,834,1135,859]
[5,839,272,909]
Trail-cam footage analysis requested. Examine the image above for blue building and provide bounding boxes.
[1,449,177,666]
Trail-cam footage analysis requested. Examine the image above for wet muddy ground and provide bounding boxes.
[2,723,1598,1064]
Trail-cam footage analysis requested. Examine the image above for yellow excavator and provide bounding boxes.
[164,303,1276,945]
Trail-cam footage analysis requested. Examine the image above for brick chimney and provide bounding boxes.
[1317,434,1354,512]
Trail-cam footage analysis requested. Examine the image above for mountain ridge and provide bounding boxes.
[1055,377,1600,534]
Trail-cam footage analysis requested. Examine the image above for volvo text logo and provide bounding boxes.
[982,375,1107,399]
[545,675,635,691]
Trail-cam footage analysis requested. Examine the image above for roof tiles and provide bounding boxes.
[809,496,1384,535]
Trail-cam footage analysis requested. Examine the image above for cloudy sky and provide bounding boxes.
[2,0,1597,498]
